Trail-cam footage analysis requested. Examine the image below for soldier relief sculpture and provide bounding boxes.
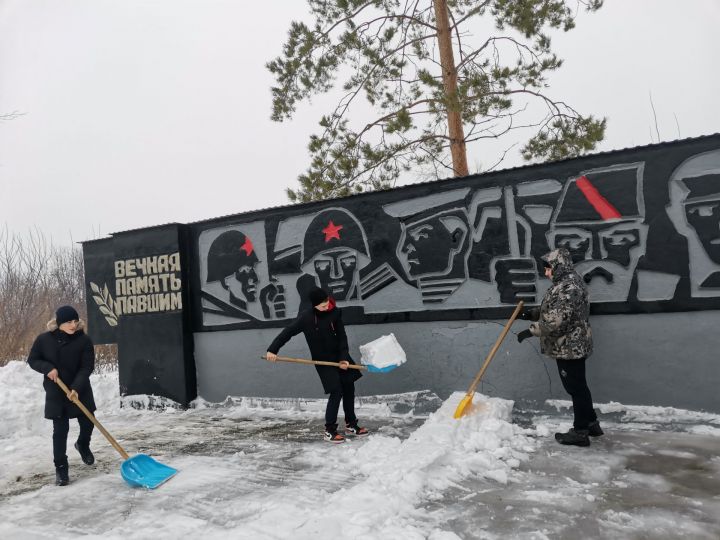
[201,229,286,323]
[296,208,371,310]
[196,146,720,327]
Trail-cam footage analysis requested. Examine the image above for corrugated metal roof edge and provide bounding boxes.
[94,132,720,239]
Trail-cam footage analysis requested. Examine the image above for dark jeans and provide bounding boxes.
[325,378,357,430]
[52,416,94,468]
[556,358,597,430]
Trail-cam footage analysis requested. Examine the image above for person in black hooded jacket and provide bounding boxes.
[27,305,97,485]
[266,287,368,443]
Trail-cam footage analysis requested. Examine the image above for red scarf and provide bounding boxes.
[314,296,336,331]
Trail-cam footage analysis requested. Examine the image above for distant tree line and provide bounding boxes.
[0,227,116,368]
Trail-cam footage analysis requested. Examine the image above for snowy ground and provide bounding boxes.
[1,361,719,540]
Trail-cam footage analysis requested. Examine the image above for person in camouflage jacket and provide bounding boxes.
[530,248,593,359]
[517,248,603,447]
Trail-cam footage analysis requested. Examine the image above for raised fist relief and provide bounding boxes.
[494,257,538,304]
[260,281,286,319]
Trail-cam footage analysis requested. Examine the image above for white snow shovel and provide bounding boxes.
[265,333,407,373]
[263,355,404,373]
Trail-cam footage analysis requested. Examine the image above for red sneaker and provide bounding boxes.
[345,424,369,437]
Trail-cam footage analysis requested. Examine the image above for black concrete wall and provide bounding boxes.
[84,224,196,406]
[83,135,720,411]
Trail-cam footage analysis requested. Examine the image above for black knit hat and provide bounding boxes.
[308,287,329,307]
[56,305,79,326]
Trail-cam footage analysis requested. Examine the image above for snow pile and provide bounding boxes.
[0,360,123,497]
[546,398,720,434]
[359,333,407,369]
[230,392,536,539]
[0,360,48,439]
[0,360,121,441]
[191,393,405,419]
[597,401,720,424]
[0,360,118,439]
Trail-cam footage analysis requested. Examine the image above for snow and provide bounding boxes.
[359,333,407,369]
[1,360,719,539]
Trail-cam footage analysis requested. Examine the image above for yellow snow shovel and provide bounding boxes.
[453,301,524,419]
[55,377,178,488]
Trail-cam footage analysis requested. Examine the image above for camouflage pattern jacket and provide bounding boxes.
[529,249,593,360]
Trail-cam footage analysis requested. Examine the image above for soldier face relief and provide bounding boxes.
[549,221,646,301]
[301,208,371,302]
[684,199,720,265]
[399,215,467,280]
[205,230,261,305]
[666,149,720,294]
[313,250,358,300]
[548,165,646,302]
[228,264,259,302]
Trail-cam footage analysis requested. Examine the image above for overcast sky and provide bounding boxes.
[1,0,719,246]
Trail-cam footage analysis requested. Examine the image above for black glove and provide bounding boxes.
[517,329,533,343]
[519,307,539,321]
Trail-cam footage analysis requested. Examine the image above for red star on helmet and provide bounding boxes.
[240,237,254,256]
[322,220,343,243]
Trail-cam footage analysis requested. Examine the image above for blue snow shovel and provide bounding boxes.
[56,377,178,489]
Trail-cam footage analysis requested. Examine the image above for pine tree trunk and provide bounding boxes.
[433,0,469,177]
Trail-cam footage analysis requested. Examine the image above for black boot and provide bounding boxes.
[55,464,70,486]
[75,442,95,465]
[588,420,604,437]
[555,428,590,447]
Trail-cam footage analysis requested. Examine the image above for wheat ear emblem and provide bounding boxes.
[90,282,119,327]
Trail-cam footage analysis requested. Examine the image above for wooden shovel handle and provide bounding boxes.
[262,355,367,370]
[466,301,524,395]
[55,377,130,460]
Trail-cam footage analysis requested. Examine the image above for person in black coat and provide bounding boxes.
[27,305,97,486]
[266,287,368,443]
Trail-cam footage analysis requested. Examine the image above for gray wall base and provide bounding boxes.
[194,310,720,413]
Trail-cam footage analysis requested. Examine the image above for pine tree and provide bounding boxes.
[268,0,606,202]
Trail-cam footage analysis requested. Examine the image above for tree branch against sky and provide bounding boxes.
[0,111,24,121]
[268,0,607,202]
